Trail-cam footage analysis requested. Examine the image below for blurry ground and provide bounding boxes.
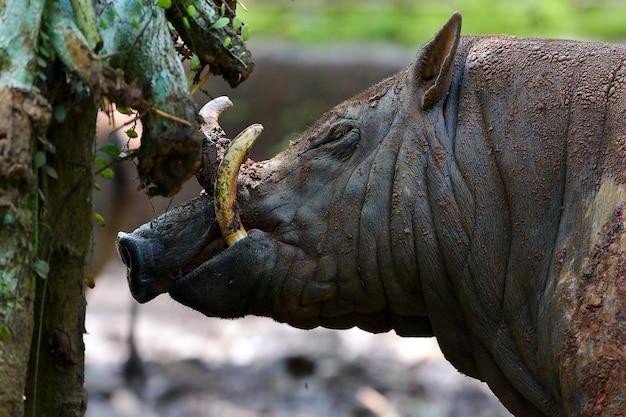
[85,261,512,417]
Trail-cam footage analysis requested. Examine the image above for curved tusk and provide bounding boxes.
[214,123,263,246]
[199,96,233,138]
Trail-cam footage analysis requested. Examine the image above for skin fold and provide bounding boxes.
[117,13,626,417]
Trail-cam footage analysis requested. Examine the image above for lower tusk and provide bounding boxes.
[214,123,263,246]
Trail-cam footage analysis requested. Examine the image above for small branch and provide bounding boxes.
[143,100,192,127]
[190,71,213,95]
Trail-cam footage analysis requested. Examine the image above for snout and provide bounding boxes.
[117,232,136,273]
[116,231,179,303]
[115,193,221,303]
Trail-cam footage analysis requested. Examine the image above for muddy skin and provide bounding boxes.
[117,13,626,417]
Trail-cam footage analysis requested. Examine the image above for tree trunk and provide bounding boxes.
[0,90,40,417]
[0,1,48,415]
[0,0,252,414]
[24,77,96,417]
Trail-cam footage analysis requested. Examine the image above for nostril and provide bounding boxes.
[119,245,132,270]
[116,232,137,274]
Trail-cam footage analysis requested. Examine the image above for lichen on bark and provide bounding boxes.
[0,1,50,415]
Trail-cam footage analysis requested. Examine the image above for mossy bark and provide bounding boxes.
[0,181,37,417]
[0,1,49,415]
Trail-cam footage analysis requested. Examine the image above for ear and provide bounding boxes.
[415,12,462,111]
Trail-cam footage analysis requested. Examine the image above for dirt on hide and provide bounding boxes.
[559,203,626,416]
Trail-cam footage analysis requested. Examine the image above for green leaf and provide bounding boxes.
[220,3,225,16]
[99,18,107,29]
[133,17,139,29]
[93,182,102,191]
[233,15,243,31]
[99,168,115,179]
[43,165,58,179]
[34,151,46,169]
[2,213,14,225]
[99,143,122,157]
[94,156,108,167]
[187,5,196,16]
[223,37,231,48]
[182,16,190,29]
[210,17,229,30]
[0,326,11,341]
[33,259,49,279]
[39,45,50,59]
[54,104,66,122]
[126,129,138,138]
[190,54,200,70]
[94,213,106,227]
[116,105,133,115]
[156,0,171,9]
[241,24,251,41]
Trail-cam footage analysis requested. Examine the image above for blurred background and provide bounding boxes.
[87,1,626,416]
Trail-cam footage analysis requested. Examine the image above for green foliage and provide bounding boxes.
[156,0,171,9]
[33,152,46,170]
[232,15,242,31]
[2,213,13,225]
[53,104,66,123]
[190,54,201,70]
[0,326,11,341]
[94,156,107,167]
[99,168,114,179]
[34,150,58,180]
[93,142,124,228]
[94,213,106,227]
[33,259,49,279]
[35,12,56,86]
[210,17,230,30]
[98,142,122,157]
[241,24,250,41]
[115,105,133,115]
[243,0,626,44]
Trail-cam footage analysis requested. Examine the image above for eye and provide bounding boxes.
[300,122,360,160]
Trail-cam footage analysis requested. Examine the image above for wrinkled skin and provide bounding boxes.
[117,13,626,417]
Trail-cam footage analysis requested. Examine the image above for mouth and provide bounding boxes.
[118,96,266,303]
[117,200,276,304]
[117,214,227,304]
[165,236,228,286]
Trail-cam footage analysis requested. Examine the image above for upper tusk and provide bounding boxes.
[214,123,263,246]
[199,96,233,138]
